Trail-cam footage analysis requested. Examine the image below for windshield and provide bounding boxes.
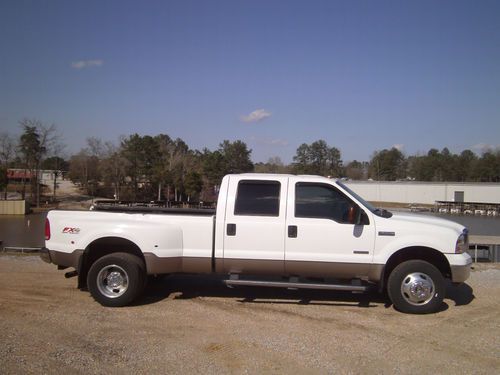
[336,180,392,218]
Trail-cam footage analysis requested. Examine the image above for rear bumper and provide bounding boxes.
[39,248,84,269]
[39,247,52,263]
[445,253,473,283]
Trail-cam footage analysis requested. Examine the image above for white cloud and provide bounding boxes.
[71,59,104,69]
[240,109,272,123]
[392,144,404,151]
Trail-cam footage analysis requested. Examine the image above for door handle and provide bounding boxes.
[227,223,236,236]
[288,225,298,238]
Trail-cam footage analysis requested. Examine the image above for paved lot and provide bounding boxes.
[0,255,499,374]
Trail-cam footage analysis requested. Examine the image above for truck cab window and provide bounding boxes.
[295,183,355,223]
[235,180,281,216]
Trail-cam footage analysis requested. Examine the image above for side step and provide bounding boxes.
[223,276,369,292]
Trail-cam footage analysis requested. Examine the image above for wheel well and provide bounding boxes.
[77,237,145,289]
[382,246,451,289]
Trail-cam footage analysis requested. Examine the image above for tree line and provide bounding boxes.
[1,119,499,205]
[258,143,500,183]
[366,147,500,182]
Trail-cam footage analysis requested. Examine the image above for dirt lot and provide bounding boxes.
[0,255,499,374]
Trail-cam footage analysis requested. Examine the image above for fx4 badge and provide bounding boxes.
[62,227,80,234]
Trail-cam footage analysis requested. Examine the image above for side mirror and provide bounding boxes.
[348,206,369,225]
[357,210,369,225]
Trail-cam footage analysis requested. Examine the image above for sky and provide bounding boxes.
[1,0,499,163]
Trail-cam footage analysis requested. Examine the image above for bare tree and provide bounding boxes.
[100,141,127,200]
[87,136,105,158]
[0,132,15,165]
[44,142,66,202]
[0,132,16,199]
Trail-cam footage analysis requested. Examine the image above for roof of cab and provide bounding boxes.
[230,173,337,182]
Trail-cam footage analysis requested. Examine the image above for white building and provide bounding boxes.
[344,181,500,205]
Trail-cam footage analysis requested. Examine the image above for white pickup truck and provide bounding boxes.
[41,173,472,314]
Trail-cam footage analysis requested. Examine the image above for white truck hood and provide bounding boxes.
[389,212,465,234]
[373,211,466,258]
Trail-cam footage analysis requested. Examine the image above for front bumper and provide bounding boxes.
[445,253,473,283]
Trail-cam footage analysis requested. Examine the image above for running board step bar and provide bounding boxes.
[223,278,369,292]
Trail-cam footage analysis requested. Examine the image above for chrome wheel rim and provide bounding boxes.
[400,272,435,306]
[97,264,129,298]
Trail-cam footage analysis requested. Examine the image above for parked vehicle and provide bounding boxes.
[41,173,472,314]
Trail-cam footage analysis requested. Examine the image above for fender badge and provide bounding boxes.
[62,227,80,234]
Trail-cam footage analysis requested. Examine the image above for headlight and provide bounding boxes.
[455,230,469,254]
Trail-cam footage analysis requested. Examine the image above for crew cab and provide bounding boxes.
[41,173,472,314]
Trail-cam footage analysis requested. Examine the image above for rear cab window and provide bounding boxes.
[235,180,281,216]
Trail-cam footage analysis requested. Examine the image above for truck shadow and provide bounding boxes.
[135,275,475,311]
[137,275,384,308]
[445,280,475,306]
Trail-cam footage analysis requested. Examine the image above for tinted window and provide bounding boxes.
[235,180,280,216]
[295,183,354,223]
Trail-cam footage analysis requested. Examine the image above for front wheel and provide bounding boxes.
[87,253,146,307]
[387,260,445,314]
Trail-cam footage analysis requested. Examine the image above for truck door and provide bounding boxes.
[285,178,375,278]
[223,176,288,274]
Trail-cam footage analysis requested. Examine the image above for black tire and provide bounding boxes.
[87,252,146,307]
[387,260,445,314]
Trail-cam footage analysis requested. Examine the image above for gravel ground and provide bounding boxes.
[0,255,499,374]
